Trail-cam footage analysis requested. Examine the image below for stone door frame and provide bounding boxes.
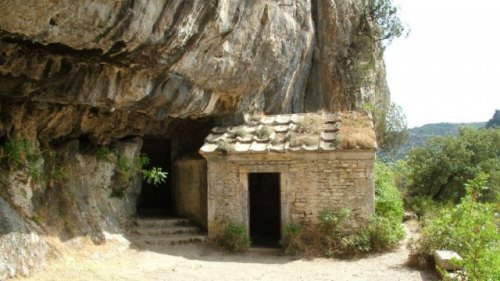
[239,164,291,242]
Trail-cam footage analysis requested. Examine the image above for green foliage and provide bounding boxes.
[409,174,500,280]
[142,167,168,186]
[405,195,442,221]
[96,146,113,162]
[217,223,251,252]
[371,161,405,251]
[374,162,404,222]
[406,127,500,202]
[1,138,40,170]
[111,152,168,198]
[366,216,404,251]
[319,208,351,237]
[1,139,68,187]
[380,121,485,161]
[373,102,408,155]
[485,109,500,128]
[360,0,407,44]
[281,223,305,255]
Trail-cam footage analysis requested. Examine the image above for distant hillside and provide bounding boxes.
[379,122,486,161]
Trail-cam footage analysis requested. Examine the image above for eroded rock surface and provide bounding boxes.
[0,0,389,142]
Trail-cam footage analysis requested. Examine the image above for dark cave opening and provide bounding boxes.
[136,138,172,217]
[249,173,281,248]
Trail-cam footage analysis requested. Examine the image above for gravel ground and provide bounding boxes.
[14,221,437,281]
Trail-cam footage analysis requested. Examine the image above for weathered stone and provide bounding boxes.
[173,155,208,228]
[0,198,49,280]
[434,250,463,271]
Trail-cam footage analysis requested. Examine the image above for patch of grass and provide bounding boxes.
[96,146,114,162]
[287,114,324,147]
[216,140,234,154]
[1,138,40,170]
[338,113,376,149]
[255,125,273,139]
[234,128,248,138]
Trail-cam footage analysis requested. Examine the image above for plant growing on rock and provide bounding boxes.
[216,140,234,154]
[287,114,324,147]
[1,138,40,170]
[255,125,273,139]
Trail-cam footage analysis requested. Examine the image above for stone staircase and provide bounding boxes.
[127,217,207,248]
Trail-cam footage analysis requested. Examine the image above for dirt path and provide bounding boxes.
[14,222,437,281]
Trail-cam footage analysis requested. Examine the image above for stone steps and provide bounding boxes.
[128,217,206,248]
[132,234,207,247]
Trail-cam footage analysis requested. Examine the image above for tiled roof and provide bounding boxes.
[199,111,376,154]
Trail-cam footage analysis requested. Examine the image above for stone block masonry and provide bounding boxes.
[205,151,375,238]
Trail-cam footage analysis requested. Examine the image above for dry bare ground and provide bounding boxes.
[14,221,437,281]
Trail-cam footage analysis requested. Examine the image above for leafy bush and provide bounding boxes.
[406,127,500,202]
[408,174,500,280]
[281,223,305,255]
[374,162,404,222]
[217,223,250,252]
[367,216,403,251]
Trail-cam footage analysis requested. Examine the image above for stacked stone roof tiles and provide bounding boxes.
[199,111,376,154]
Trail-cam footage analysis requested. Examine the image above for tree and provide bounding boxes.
[406,127,500,202]
[374,102,408,155]
[359,0,408,45]
[485,109,500,128]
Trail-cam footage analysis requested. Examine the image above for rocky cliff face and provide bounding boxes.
[0,0,391,278]
[0,0,388,142]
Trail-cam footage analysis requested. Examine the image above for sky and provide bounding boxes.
[384,0,500,128]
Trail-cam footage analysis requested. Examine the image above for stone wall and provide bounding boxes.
[173,156,208,228]
[204,151,375,238]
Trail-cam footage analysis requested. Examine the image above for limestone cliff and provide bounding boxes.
[0,0,388,142]
[0,0,391,279]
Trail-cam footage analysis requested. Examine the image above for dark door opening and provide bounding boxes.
[137,138,172,217]
[249,173,281,247]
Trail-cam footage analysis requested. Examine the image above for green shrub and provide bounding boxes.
[281,223,305,255]
[408,173,500,280]
[374,162,404,222]
[367,215,404,251]
[217,223,250,252]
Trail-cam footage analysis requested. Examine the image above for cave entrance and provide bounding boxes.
[249,173,281,248]
[137,138,172,217]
